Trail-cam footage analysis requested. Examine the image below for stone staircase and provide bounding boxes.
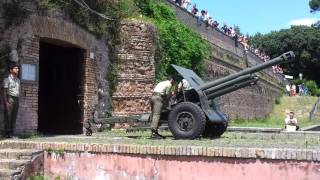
[0,148,43,180]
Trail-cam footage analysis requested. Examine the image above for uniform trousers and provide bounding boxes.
[150,93,164,130]
[4,96,19,136]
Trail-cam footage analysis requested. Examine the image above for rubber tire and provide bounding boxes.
[203,121,228,138]
[168,102,206,139]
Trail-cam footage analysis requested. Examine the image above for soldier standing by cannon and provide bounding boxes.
[150,75,176,139]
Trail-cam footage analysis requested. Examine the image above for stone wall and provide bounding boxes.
[1,141,319,180]
[43,152,320,180]
[205,59,280,119]
[112,21,156,116]
[166,1,283,119]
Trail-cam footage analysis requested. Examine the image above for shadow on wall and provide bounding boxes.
[0,102,3,133]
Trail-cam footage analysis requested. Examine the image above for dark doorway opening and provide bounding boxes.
[38,40,84,134]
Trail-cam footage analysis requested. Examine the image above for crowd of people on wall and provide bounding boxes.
[171,0,284,75]
[285,83,309,97]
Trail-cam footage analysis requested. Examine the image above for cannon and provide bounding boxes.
[87,51,295,139]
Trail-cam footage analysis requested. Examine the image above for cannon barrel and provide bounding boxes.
[206,76,259,99]
[204,74,255,95]
[200,51,295,91]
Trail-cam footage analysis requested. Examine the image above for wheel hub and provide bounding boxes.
[176,112,194,132]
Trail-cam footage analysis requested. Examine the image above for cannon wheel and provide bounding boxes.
[203,121,228,138]
[168,102,206,139]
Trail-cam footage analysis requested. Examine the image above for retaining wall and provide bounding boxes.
[166,1,283,119]
[1,141,319,180]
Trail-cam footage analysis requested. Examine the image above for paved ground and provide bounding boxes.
[1,130,320,150]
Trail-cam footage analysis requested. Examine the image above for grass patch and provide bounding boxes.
[9,130,320,150]
[230,96,320,128]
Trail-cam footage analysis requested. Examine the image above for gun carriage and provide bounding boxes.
[86,51,295,139]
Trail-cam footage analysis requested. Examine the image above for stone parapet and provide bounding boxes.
[1,141,320,162]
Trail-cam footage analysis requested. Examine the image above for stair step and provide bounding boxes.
[0,149,43,159]
[0,168,21,178]
[0,159,30,170]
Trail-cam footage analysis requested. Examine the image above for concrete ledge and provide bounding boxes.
[302,125,320,131]
[1,141,319,162]
[227,127,282,133]
[280,130,320,135]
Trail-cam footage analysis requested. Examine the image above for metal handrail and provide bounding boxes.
[309,97,320,120]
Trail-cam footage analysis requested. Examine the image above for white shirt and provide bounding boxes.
[178,79,192,91]
[286,84,291,91]
[3,74,20,97]
[153,80,172,95]
[285,117,298,125]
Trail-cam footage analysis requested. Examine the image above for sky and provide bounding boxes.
[190,0,320,35]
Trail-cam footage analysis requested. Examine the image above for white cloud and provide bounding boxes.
[289,18,319,26]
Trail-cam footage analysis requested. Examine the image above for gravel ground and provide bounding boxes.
[3,130,320,150]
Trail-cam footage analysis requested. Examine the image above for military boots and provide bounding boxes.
[150,129,165,139]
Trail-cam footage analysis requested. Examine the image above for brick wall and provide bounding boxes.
[112,21,156,116]
[0,11,109,134]
[16,36,39,133]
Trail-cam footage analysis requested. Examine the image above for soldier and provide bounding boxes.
[150,75,176,139]
[2,63,20,138]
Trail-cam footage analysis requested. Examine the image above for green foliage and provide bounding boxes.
[310,0,320,11]
[26,173,44,180]
[249,26,320,85]
[134,0,211,80]
[275,95,282,104]
[291,79,304,86]
[47,148,65,158]
[39,0,121,37]
[306,80,320,96]
[2,1,30,28]
[291,79,320,96]
[230,96,320,128]
[234,25,242,35]
[17,132,44,139]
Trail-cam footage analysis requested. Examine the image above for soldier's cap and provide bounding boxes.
[8,63,20,71]
[167,75,177,81]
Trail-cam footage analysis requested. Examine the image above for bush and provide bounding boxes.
[134,0,211,80]
[306,80,320,96]
[291,79,320,96]
[275,95,281,104]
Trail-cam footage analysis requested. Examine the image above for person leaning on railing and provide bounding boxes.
[284,111,299,131]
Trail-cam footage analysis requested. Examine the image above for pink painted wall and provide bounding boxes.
[44,152,320,180]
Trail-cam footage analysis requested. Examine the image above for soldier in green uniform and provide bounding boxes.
[150,75,176,139]
[2,63,20,138]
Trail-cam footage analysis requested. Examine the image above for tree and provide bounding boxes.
[249,26,320,85]
[309,0,320,12]
[233,25,242,35]
[312,21,320,28]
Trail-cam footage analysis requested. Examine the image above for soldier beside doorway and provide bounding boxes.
[1,63,20,138]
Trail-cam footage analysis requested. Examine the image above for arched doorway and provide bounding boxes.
[38,39,84,134]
